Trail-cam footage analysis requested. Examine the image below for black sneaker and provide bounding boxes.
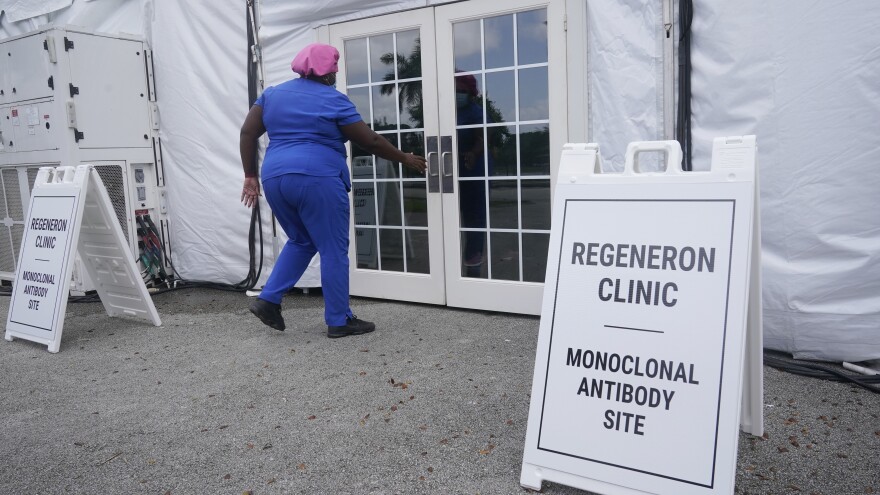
[249,298,285,331]
[327,316,375,338]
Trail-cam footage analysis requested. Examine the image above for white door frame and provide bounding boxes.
[435,0,568,315]
[321,0,570,315]
[327,8,447,305]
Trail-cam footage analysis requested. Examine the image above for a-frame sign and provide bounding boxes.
[521,137,762,495]
[5,165,161,353]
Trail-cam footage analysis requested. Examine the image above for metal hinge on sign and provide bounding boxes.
[69,83,79,97]
[64,37,74,51]
[73,129,84,142]
[48,76,54,90]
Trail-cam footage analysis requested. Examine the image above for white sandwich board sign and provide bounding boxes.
[5,165,161,353]
[521,137,762,495]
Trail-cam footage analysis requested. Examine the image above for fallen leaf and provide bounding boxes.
[267,478,276,484]
[219,425,229,430]
[506,420,514,425]
[246,443,254,449]
[223,474,231,480]
[777,447,789,453]
[297,463,306,470]
[308,415,316,420]
[427,467,433,473]
[391,406,398,412]
[837,452,848,458]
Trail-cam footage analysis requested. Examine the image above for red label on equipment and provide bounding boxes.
[135,209,149,216]
[11,109,18,117]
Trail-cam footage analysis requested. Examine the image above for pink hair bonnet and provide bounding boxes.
[291,43,339,77]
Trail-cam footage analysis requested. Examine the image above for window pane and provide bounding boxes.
[522,233,550,282]
[521,179,550,230]
[380,228,404,272]
[457,127,487,177]
[489,125,516,177]
[355,227,378,269]
[351,145,375,180]
[489,179,518,229]
[517,9,548,65]
[375,134,399,179]
[405,229,429,274]
[484,14,514,69]
[518,67,548,121]
[352,182,376,226]
[485,70,515,124]
[459,180,486,228]
[344,38,369,85]
[372,85,397,131]
[377,181,402,227]
[370,34,395,83]
[399,80,423,129]
[453,20,482,72]
[403,182,427,227]
[395,30,422,79]
[490,232,519,281]
[400,131,425,179]
[455,72,484,126]
[519,124,550,176]
[461,231,487,278]
[347,87,370,125]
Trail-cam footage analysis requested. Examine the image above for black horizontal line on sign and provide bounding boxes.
[604,324,664,334]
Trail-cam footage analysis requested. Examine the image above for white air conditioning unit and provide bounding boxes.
[0,26,170,292]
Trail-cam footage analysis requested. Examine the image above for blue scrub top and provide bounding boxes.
[255,78,363,189]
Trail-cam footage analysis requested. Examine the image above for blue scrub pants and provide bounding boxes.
[259,173,354,326]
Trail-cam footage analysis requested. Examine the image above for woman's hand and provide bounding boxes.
[403,152,428,174]
[241,176,261,208]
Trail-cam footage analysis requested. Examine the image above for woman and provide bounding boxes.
[240,43,427,338]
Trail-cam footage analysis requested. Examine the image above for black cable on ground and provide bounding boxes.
[764,350,880,394]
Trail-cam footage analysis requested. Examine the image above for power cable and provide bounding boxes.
[764,350,880,394]
[676,0,694,171]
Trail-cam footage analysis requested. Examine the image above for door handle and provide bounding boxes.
[426,136,440,193]
[440,135,454,194]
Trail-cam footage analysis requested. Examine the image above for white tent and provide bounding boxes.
[2,0,878,362]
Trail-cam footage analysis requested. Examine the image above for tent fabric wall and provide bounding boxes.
[689,0,880,361]
[144,0,257,285]
[585,0,665,171]
[2,0,878,361]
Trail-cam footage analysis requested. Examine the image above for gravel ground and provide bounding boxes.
[0,288,877,494]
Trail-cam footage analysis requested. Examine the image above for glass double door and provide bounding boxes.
[329,0,564,315]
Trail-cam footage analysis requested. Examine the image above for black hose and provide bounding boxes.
[676,0,694,171]
[764,350,880,394]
